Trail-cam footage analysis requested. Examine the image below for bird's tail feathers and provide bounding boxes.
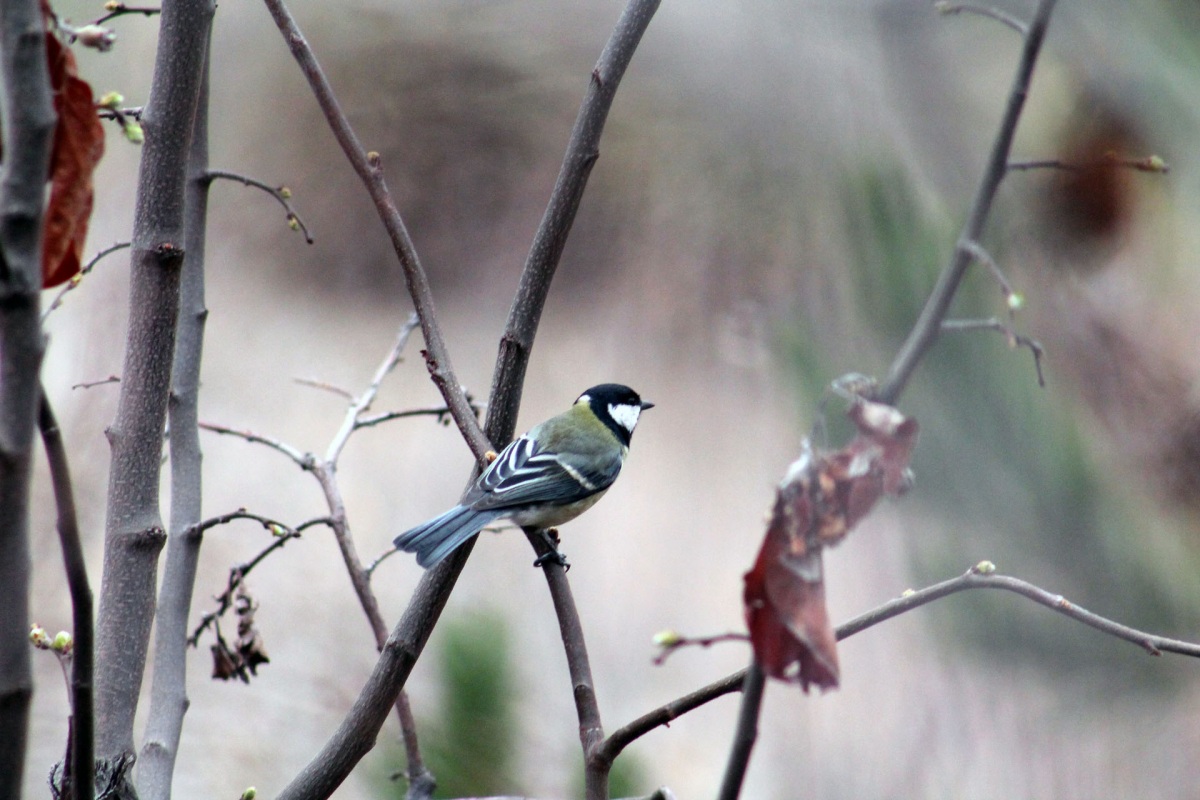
[394,506,504,568]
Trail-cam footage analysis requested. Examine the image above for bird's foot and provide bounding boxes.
[532,528,570,571]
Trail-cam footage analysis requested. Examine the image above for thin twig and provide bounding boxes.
[294,377,355,401]
[941,317,1046,386]
[1008,156,1169,174]
[933,2,1028,35]
[187,517,330,647]
[71,376,120,391]
[94,3,161,25]
[38,390,94,800]
[262,0,488,460]
[198,421,312,469]
[877,0,1058,405]
[325,314,420,464]
[354,405,468,431]
[42,241,132,321]
[202,168,314,243]
[959,239,1020,311]
[652,631,748,666]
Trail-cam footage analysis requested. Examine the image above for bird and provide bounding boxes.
[394,383,653,568]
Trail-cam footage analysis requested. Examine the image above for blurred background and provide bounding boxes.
[25,0,1200,797]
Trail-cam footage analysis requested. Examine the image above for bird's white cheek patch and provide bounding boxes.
[609,403,641,433]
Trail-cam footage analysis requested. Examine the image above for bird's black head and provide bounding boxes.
[577,383,654,446]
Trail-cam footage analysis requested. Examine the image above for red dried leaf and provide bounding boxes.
[42,32,105,288]
[743,400,918,690]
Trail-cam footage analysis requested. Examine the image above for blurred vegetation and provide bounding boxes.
[370,611,520,799]
[781,159,1200,691]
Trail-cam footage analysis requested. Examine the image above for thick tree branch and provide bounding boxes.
[0,0,55,793]
[484,0,662,442]
[39,391,94,800]
[139,39,215,800]
[94,0,216,764]
[876,0,1058,404]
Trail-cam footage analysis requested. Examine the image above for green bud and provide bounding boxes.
[29,625,50,648]
[278,187,292,199]
[901,588,915,598]
[52,631,73,654]
[652,629,682,647]
[1146,155,1167,173]
[1007,292,1024,311]
[241,788,257,800]
[98,91,124,109]
[974,560,996,575]
[123,121,144,145]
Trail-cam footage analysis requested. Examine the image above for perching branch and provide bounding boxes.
[270,3,661,799]
[261,0,488,461]
[38,391,95,800]
[876,0,1058,405]
[716,662,765,800]
[202,169,314,243]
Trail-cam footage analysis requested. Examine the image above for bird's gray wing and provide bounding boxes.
[466,435,620,511]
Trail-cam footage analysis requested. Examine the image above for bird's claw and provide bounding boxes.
[532,528,570,571]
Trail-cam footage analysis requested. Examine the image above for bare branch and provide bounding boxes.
[959,239,1021,311]
[877,0,1058,405]
[42,241,132,320]
[94,3,161,25]
[325,314,420,464]
[941,317,1046,386]
[933,2,1028,35]
[484,0,662,445]
[71,375,121,391]
[354,405,469,431]
[262,0,488,460]
[0,0,56,791]
[93,0,215,763]
[601,561,1200,764]
[652,631,748,666]
[38,391,95,800]
[198,421,312,468]
[294,377,355,402]
[598,671,745,767]
[716,662,765,800]
[187,516,330,647]
[1007,155,1169,174]
[202,169,314,243]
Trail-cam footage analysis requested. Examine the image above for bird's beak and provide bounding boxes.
[641,400,655,410]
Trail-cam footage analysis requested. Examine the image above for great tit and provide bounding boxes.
[394,383,653,568]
